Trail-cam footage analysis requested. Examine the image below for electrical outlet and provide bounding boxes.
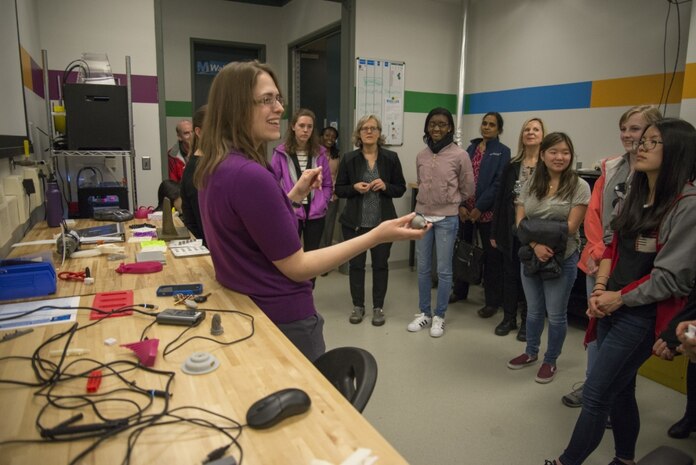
[142,156,151,171]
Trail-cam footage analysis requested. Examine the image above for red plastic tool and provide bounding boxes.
[86,370,102,393]
[120,339,159,367]
[90,290,134,320]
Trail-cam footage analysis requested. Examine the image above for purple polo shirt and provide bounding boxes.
[199,151,315,324]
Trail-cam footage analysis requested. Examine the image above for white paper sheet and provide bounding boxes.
[0,296,79,330]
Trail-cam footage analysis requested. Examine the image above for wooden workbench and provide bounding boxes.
[0,284,409,465]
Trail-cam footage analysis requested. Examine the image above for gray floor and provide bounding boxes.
[313,265,694,465]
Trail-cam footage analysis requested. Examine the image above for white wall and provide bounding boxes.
[462,0,691,166]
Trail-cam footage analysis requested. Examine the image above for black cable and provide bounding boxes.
[161,309,255,357]
[658,0,671,113]
[664,0,682,110]
[0,304,249,464]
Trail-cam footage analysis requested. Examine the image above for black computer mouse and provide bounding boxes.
[245,388,311,429]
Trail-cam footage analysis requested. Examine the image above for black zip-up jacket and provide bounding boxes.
[335,147,406,231]
[491,161,521,258]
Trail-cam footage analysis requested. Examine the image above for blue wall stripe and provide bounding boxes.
[467,82,593,114]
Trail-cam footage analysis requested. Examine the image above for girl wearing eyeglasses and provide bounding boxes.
[271,109,333,288]
[335,115,407,326]
[195,62,428,361]
[450,112,510,321]
[548,118,696,465]
[408,108,473,338]
[561,105,661,409]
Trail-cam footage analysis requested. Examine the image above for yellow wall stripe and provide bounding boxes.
[591,72,684,108]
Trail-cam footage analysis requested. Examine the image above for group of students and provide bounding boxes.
[171,59,696,465]
[409,103,696,463]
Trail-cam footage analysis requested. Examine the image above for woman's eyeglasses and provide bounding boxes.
[428,122,449,130]
[360,126,380,133]
[632,139,663,152]
[254,94,284,107]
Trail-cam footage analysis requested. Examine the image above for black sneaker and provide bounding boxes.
[448,293,466,304]
[495,318,517,336]
[349,306,365,324]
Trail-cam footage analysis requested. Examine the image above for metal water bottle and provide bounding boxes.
[46,179,63,227]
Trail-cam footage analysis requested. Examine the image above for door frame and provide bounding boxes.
[286,22,341,120]
[190,38,266,111]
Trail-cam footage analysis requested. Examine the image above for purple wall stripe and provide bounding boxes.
[25,67,158,104]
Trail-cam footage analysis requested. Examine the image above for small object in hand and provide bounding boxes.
[194,293,211,304]
[686,324,696,339]
[410,213,427,229]
[211,314,224,336]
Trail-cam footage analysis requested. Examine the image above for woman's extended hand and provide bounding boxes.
[458,206,470,222]
[372,213,431,244]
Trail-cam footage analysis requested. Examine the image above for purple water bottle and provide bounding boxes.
[46,178,63,227]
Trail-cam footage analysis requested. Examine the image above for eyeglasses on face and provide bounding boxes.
[632,139,663,152]
[254,94,284,107]
[360,126,380,133]
[428,122,449,130]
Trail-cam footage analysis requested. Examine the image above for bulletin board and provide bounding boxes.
[355,57,405,146]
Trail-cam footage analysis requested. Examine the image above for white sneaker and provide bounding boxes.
[407,313,432,332]
[430,316,445,337]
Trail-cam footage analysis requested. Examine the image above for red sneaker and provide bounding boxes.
[535,363,557,384]
[507,353,538,370]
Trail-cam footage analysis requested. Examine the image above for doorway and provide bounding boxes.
[190,39,266,112]
[288,24,340,131]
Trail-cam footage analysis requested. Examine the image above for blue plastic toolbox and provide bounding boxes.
[0,260,57,301]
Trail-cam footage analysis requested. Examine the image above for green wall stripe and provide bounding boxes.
[166,101,193,117]
[167,91,460,118]
[404,91,457,114]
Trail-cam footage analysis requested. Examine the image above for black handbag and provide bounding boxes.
[453,224,484,285]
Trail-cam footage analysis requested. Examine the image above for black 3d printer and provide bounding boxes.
[63,82,130,218]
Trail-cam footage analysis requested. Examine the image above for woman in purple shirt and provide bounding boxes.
[194,61,429,361]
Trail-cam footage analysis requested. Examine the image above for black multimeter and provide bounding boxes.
[155,309,206,326]
[156,283,203,297]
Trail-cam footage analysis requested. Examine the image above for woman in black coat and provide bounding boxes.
[335,115,406,327]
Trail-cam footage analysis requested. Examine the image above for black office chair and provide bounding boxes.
[313,346,378,413]
[637,446,693,465]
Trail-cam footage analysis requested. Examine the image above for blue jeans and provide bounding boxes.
[520,251,578,365]
[417,216,458,318]
[560,310,655,465]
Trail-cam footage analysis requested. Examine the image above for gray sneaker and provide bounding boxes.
[372,307,385,326]
[349,306,365,324]
[562,383,584,408]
